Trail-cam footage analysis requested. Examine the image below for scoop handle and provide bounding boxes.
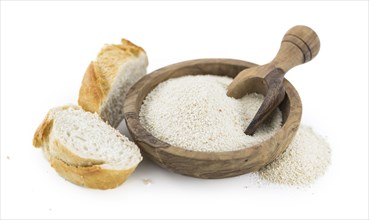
[272,25,320,72]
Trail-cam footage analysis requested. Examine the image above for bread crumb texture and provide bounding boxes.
[143,178,152,186]
[258,125,331,185]
[140,75,282,152]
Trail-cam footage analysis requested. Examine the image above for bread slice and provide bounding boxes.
[78,39,148,128]
[33,105,142,189]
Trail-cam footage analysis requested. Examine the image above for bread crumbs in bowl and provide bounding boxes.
[123,59,302,179]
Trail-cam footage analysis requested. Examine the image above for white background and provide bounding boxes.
[1,1,368,219]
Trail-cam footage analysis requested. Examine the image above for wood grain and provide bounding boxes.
[123,59,302,179]
[227,25,320,135]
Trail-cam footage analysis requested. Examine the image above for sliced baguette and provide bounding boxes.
[78,39,148,128]
[33,105,142,189]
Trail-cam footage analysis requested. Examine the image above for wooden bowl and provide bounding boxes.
[123,59,302,179]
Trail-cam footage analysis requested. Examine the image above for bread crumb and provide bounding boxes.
[258,125,331,186]
[140,75,282,152]
[143,178,152,186]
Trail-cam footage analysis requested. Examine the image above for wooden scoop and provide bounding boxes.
[227,25,320,135]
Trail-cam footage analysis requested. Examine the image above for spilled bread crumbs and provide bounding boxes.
[258,125,331,185]
[143,178,152,186]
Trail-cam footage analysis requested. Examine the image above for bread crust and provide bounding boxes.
[78,62,104,113]
[50,155,137,190]
[33,113,53,147]
[33,105,140,190]
[78,39,147,116]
